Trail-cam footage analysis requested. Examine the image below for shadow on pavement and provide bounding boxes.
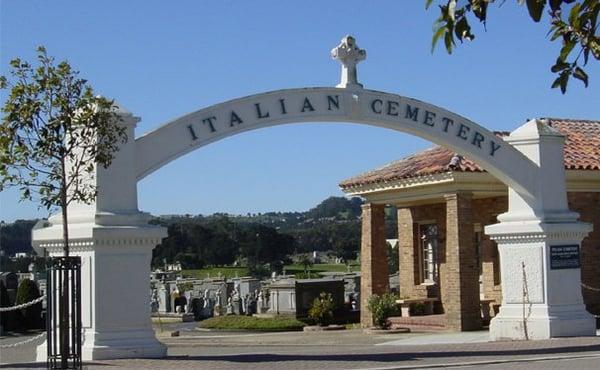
[158,343,600,363]
[2,343,600,368]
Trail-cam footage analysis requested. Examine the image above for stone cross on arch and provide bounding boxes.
[331,35,366,88]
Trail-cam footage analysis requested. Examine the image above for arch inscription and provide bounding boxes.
[135,87,537,198]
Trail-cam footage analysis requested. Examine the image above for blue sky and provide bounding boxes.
[1,1,598,222]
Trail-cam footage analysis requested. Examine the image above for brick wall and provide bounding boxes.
[568,192,600,315]
[396,191,599,331]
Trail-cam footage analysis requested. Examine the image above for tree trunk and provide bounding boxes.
[60,159,69,368]
[61,179,69,257]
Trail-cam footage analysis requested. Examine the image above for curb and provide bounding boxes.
[303,325,346,332]
[363,328,410,335]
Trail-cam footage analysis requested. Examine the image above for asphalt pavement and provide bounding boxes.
[1,324,599,370]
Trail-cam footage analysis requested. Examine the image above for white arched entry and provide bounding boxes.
[33,37,594,360]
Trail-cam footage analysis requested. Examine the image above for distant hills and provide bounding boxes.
[153,196,364,232]
[0,196,368,257]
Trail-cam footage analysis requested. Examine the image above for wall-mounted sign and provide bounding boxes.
[550,245,580,270]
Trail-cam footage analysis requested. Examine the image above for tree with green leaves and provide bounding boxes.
[0,219,37,256]
[428,0,599,93]
[0,47,127,257]
[239,224,294,276]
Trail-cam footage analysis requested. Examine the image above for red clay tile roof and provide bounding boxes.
[339,118,600,189]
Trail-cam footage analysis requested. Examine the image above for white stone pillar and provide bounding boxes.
[33,103,167,360]
[485,119,595,340]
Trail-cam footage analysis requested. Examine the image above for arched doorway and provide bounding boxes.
[32,36,594,360]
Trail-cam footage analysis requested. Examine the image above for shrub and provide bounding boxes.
[15,278,42,329]
[367,293,399,329]
[198,315,305,331]
[409,302,426,316]
[308,292,335,326]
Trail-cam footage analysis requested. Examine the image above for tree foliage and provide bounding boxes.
[152,216,294,277]
[330,223,361,263]
[0,219,37,256]
[428,0,600,93]
[0,47,127,255]
[152,217,238,269]
[238,223,295,274]
[387,242,399,274]
[305,196,362,220]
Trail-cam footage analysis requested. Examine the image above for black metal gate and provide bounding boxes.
[46,257,82,369]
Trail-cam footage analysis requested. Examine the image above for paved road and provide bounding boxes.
[2,326,600,369]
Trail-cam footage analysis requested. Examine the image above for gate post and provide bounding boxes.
[33,103,167,360]
[485,119,595,340]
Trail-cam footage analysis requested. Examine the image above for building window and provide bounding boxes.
[419,223,439,284]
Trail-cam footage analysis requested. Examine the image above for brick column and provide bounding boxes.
[569,192,600,315]
[360,203,389,327]
[444,193,481,331]
[397,207,416,298]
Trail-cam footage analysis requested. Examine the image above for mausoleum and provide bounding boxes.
[340,118,600,330]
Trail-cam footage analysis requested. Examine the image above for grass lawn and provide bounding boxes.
[182,264,358,279]
[284,263,359,275]
[199,315,306,331]
[182,266,249,279]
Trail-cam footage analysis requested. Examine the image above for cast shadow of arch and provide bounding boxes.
[160,343,600,363]
[3,343,599,368]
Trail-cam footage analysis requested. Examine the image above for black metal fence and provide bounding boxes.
[46,257,82,369]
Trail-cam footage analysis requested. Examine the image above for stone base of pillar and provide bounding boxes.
[32,216,167,362]
[486,218,595,341]
[490,303,595,340]
[36,330,167,361]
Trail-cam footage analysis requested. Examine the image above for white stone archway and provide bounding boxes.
[33,36,594,360]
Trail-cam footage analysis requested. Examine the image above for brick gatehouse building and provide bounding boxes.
[340,118,600,330]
